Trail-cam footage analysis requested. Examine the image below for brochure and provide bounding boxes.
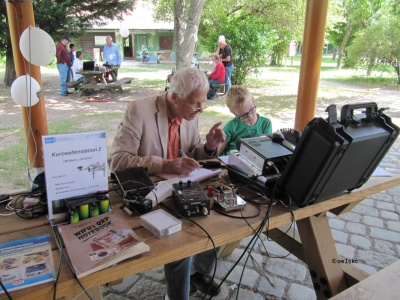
[0,234,55,293]
[57,210,150,278]
[42,130,108,220]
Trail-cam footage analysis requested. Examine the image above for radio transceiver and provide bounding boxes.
[172,180,210,217]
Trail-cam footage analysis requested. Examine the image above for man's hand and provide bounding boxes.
[205,122,226,151]
[162,157,201,175]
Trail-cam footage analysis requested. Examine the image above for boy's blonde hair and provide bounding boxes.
[225,86,254,111]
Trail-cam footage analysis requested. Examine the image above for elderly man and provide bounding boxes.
[109,67,225,299]
[214,35,234,94]
[55,35,72,96]
[103,35,123,78]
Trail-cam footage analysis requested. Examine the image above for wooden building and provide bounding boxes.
[77,0,174,63]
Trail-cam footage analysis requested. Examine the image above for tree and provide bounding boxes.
[2,0,135,86]
[346,1,400,83]
[200,13,270,85]
[151,0,205,69]
[173,0,205,69]
[200,0,305,83]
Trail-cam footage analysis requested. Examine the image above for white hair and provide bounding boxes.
[169,68,209,99]
[218,35,225,43]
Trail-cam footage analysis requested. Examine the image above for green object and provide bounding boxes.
[99,199,110,214]
[79,204,89,220]
[90,202,100,217]
[70,208,80,223]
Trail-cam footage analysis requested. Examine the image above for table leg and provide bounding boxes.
[77,76,91,97]
[297,215,347,299]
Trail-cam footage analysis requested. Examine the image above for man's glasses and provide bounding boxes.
[236,106,256,120]
[191,101,208,112]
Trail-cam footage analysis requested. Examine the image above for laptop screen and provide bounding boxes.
[83,61,95,71]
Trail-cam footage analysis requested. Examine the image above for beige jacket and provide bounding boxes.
[109,92,212,174]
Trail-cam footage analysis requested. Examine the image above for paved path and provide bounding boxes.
[100,83,400,300]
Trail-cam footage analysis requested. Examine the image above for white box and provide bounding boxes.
[140,209,182,238]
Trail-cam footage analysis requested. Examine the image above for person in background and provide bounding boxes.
[55,35,72,96]
[72,51,97,86]
[214,35,233,95]
[140,44,149,64]
[103,35,122,79]
[69,43,76,79]
[71,51,84,83]
[207,54,225,100]
[109,67,225,300]
[217,85,272,156]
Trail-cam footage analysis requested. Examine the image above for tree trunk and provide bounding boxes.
[174,0,204,70]
[4,37,16,87]
[337,19,351,69]
[366,54,375,76]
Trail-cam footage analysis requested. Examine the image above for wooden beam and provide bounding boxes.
[297,215,347,299]
[295,0,329,131]
[6,0,48,169]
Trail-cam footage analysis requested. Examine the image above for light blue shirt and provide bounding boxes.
[103,42,122,65]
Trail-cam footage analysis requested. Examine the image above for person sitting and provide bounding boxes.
[140,45,149,64]
[109,67,225,300]
[71,51,97,88]
[207,54,225,100]
[217,85,272,156]
[71,51,84,84]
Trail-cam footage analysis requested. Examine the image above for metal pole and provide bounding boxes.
[6,0,48,177]
[294,0,329,131]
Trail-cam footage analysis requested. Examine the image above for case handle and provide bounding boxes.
[340,102,378,124]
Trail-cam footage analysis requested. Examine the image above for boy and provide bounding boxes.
[217,86,272,155]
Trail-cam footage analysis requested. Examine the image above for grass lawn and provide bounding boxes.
[0,55,399,193]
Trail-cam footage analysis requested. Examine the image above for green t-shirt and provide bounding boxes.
[222,114,272,155]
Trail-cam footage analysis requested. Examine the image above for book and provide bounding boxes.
[57,210,150,278]
[0,234,55,293]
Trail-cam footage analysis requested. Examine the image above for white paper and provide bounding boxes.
[42,131,108,220]
[218,155,229,164]
[157,168,221,185]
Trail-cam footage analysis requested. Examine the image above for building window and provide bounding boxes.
[159,36,172,50]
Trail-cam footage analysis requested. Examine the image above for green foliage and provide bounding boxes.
[346,1,400,83]
[201,13,269,85]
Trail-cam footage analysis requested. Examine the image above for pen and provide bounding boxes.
[179,149,187,157]
[179,149,200,170]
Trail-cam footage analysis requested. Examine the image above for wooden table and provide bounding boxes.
[1,172,399,299]
[75,70,132,98]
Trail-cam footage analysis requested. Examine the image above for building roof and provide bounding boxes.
[93,0,174,31]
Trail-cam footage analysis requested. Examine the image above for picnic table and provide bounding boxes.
[73,69,133,98]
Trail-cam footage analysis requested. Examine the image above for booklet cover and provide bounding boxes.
[0,234,55,293]
[57,210,150,278]
[42,130,109,220]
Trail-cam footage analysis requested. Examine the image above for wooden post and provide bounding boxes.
[6,0,48,171]
[294,0,329,131]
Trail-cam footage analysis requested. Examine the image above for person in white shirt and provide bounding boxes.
[72,51,84,82]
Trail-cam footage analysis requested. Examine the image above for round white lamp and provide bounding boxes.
[119,26,129,38]
[19,27,56,66]
[10,75,41,107]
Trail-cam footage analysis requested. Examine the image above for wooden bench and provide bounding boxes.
[61,80,81,88]
[210,83,225,95]
[330,260,400,299]
[78,77,133,97]
[107,77,133,93]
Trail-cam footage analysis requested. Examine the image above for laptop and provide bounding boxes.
[83,61,95,71]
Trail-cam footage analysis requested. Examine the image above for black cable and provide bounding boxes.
[159,203,218,300]
[208,177,278,300]
[52,225,94,300]
[0,278,13,300]
[51,225,63,300]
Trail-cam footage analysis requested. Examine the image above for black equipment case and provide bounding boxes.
[277,102,399,207]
